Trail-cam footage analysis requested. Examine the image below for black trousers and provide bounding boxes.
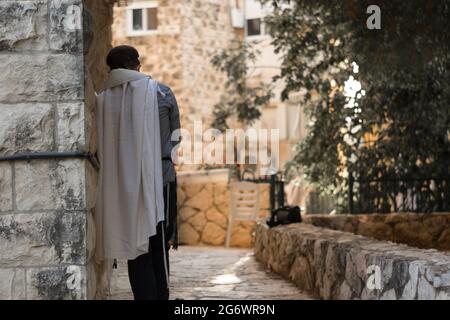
[127,181,177,301]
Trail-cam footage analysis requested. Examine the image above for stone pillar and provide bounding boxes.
[0,0,114,300]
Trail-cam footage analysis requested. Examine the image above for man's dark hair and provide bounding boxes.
[106,45,140,70]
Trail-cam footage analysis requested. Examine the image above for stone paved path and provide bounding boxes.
[110,246,311,300]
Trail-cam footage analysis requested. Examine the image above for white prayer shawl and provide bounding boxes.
[95,69,165,261]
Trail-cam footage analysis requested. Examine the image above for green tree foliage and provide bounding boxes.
[211,40,273,131]
[261,0,450,212]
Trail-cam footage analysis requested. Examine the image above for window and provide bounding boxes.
[127,2,158,36]
[245,0,275,39]
[246,18,261,36]
[132,9,143,31]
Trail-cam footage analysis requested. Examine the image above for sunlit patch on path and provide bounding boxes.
[110,246,311,300]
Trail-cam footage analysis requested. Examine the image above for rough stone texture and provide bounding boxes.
[0,163,13,212]
[177,171,270,247]
[304,213,450,251]
[179,206,198,222]
[85,161,98,211]
[206,207,227,229]
[84,0,114,91]
[91,259,113,300]
[202,222,226,246]
[84,79,97,154]
[255,223,450,300]
[188,211,207,232]
[0,54,84,103]
[83,0,115,300]
[57,102,85,151]
[178,223,200,245]
[112,0,235,134]
[0,0,85,52]
[229,222,255,248]
[0,0,48,51]
[49,0,84,52]
[438,229,450,251]
[0,269,26,300]
[357,221,393,240]
[185,188,214,212]
[26,265,87,300]
[86,210,96,262]
[110,246,311,300]
[0,212,86,267]
[0,0,115,300]
[113,1,183,104]
[15,160,85,211]
[0,103,54,155]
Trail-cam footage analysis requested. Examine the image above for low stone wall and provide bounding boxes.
[255,223,450,300]
[177,170,270,248]
[303,213,450,251]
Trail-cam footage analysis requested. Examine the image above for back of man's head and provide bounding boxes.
[106,45,140,71]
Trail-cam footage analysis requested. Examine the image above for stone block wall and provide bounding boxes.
[177,170,270,248]
[112,0,183,95]
[83,0,116,300]
[255,223,450,300]
[177,0,236,130]
[112,0,236,133]
[0,0,115,300]
[303,213,450,251]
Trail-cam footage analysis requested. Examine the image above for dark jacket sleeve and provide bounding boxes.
[167,88,181,148]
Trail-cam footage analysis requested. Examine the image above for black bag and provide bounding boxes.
[266,206,302,228]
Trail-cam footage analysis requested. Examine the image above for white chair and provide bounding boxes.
[226,181,261,248]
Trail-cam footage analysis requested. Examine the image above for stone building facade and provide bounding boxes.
[112,0,237,132]
[111,0,309,168]
[176,170,271,248]
[0,0,116,300]
[112,1,276,248]
[0,0,275,300]
[112,0,311,209]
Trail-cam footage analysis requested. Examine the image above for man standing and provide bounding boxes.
[95,45,180,300]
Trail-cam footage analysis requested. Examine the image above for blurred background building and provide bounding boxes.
[112,0,309,174]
